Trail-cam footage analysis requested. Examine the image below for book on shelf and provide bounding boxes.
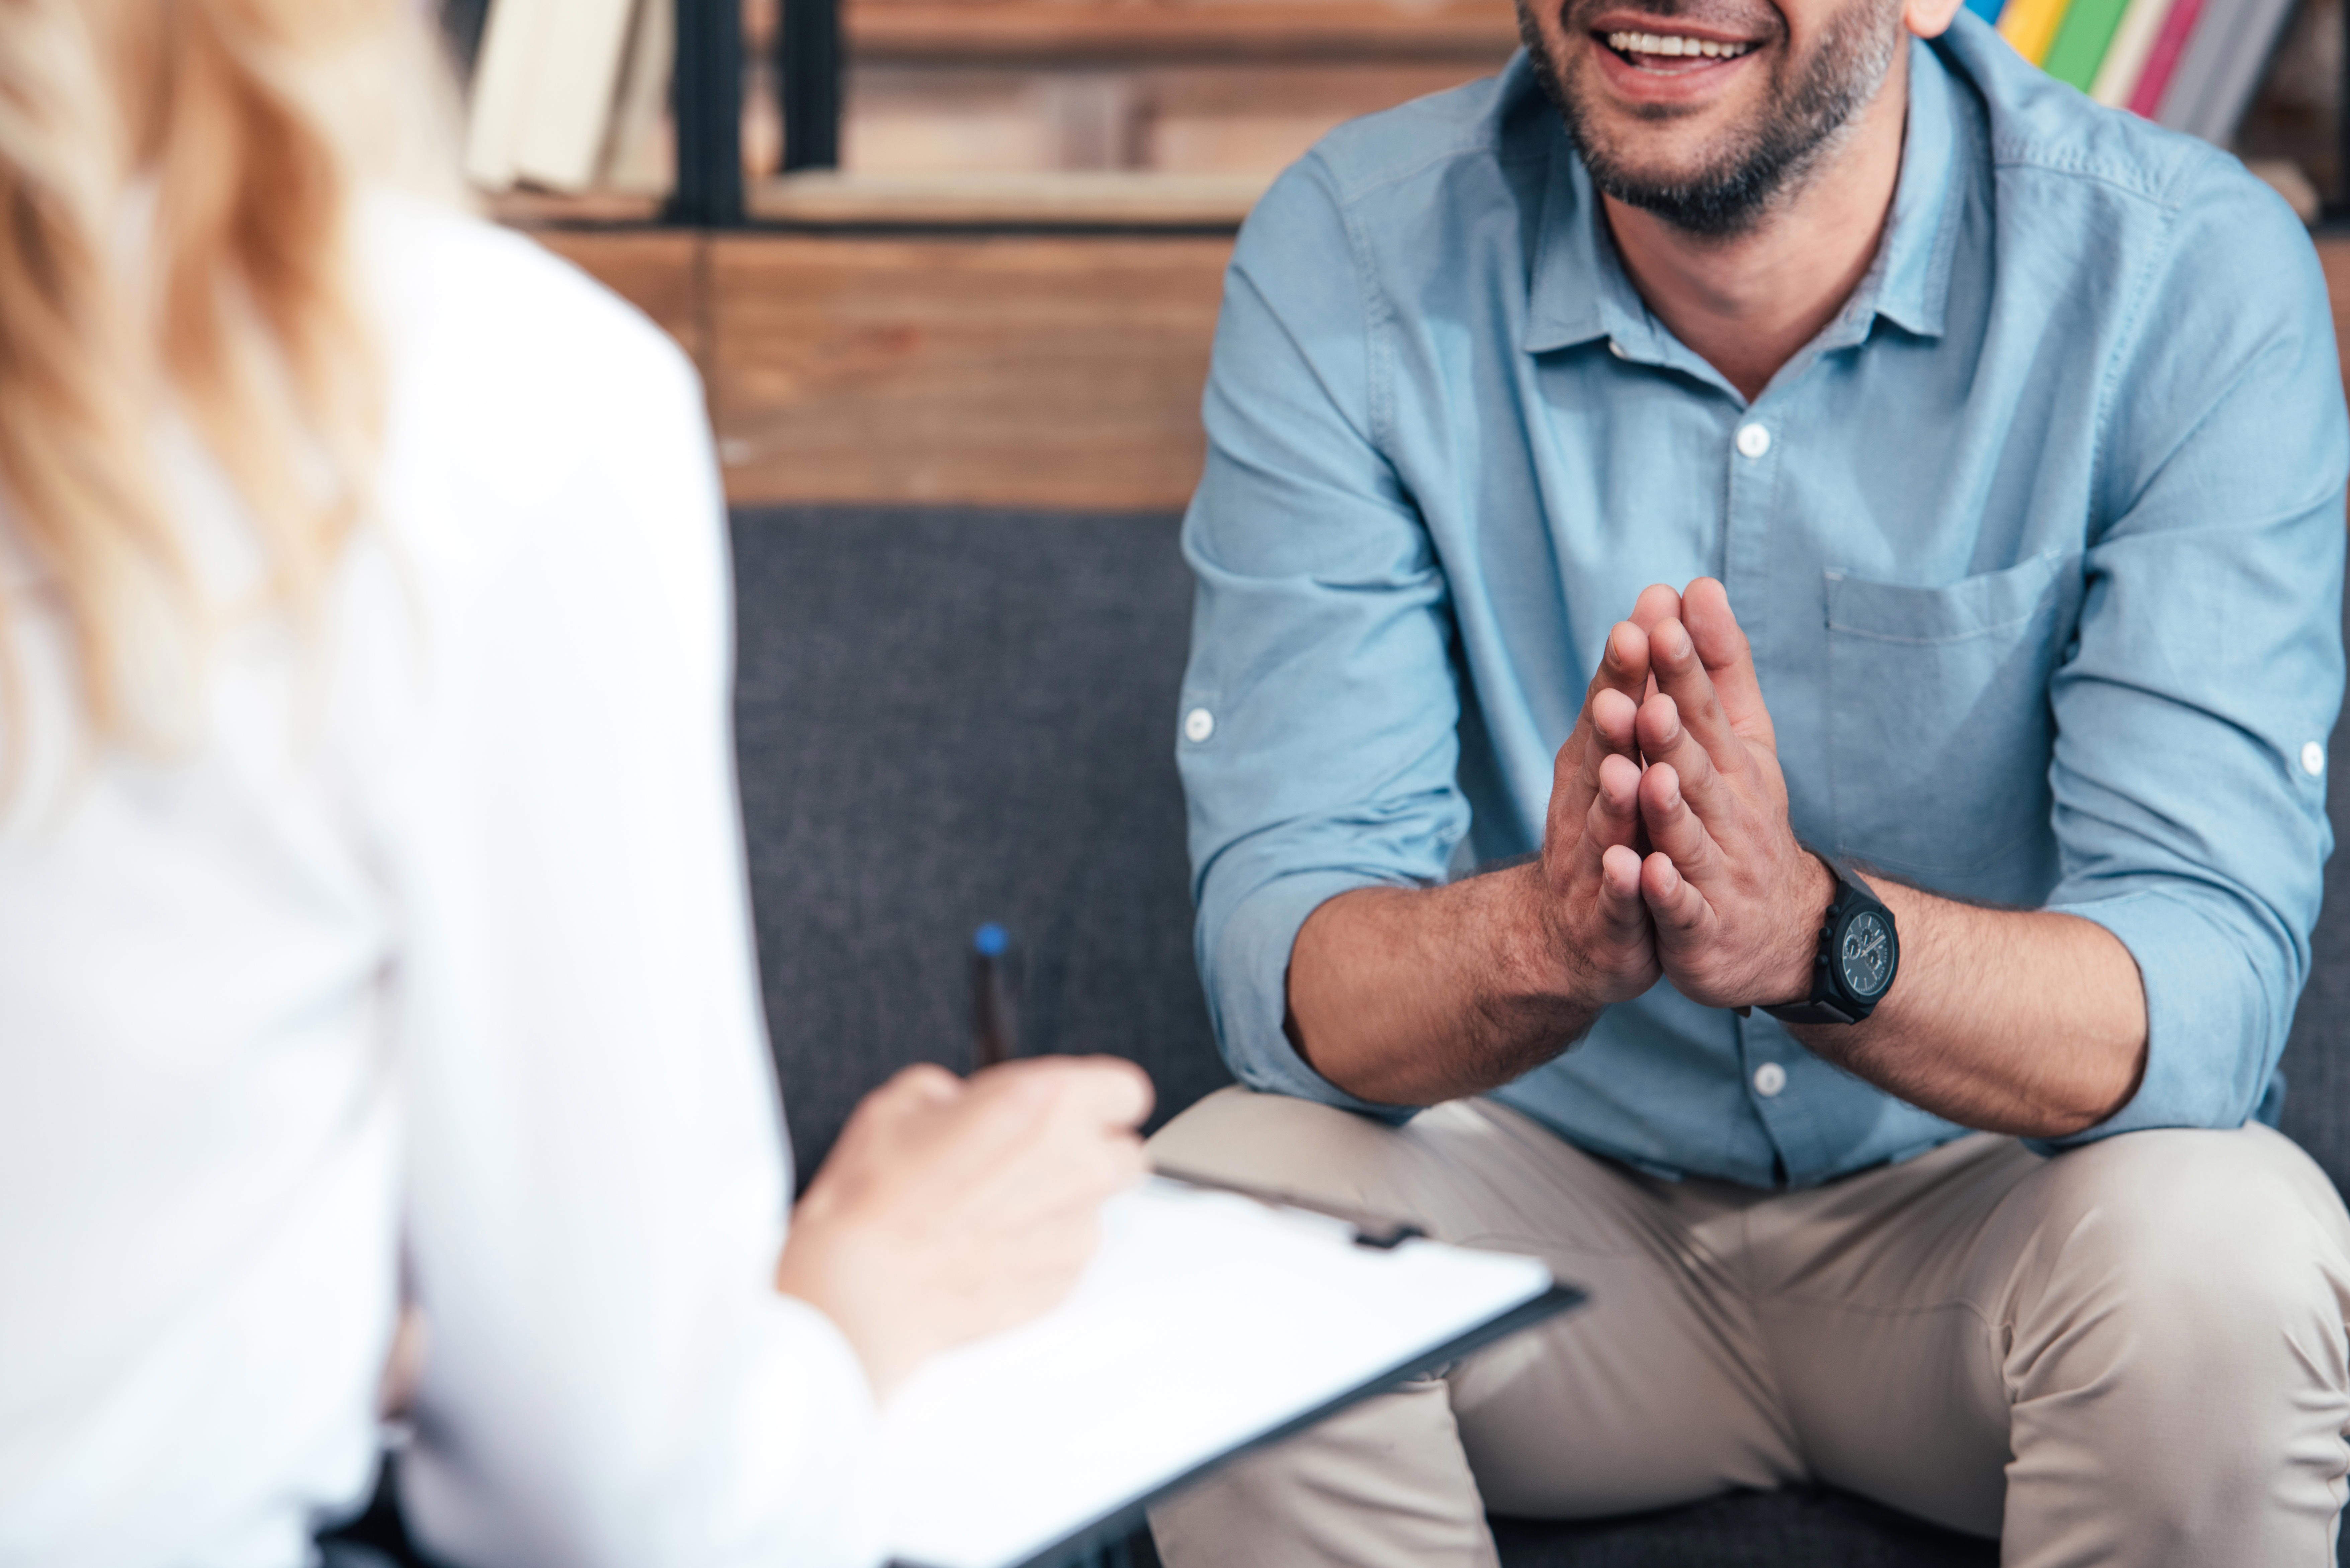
[603,0,676,194]
[1998,0,2073,65]
[464,0,672,195]
[2041,0,2131,89]
[2088,0,2174,106]
[2154,0,2299,144]
[2126,0,2206,114]
[1989,0,2300,167]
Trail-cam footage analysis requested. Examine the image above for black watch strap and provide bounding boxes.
[1760,993,1868,1026]
[1760,861,1899,1026]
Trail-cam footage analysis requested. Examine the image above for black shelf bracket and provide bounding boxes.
[672,0,746,225]
[2335,0,2350,218]
[781,0,845,171]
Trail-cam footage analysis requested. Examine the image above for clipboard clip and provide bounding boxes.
[1152,1165,1428,1250]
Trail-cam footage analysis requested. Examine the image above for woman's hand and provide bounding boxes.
[773,1056,1153,1401]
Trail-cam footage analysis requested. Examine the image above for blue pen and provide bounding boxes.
[971,922,1017,1071]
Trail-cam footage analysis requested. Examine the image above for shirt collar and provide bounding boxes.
[1521,33,1968,359]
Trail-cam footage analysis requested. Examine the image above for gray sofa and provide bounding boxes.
[731,501,2350,1566]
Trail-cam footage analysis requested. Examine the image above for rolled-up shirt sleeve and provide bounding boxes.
[1177,157,1467,1119]
[2039,164,2348,1145]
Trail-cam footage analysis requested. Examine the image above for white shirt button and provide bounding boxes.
[1183,707,1216,744]
[1607,339,1629,359]
[1753,1062,1788,1098]
[1736,423,1772,459]
[2302,741,2326,777]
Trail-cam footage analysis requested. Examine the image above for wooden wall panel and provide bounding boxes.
[705,235,1231,511]
[2321,237,2350,395]
[846,0,1520,62]
[523,227,2350,516]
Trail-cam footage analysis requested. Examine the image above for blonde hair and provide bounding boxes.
[0,0,451,751]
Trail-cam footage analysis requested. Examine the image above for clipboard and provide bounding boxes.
[879,1176,1586,1568]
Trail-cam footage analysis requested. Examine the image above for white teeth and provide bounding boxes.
[1605,29,1751,59]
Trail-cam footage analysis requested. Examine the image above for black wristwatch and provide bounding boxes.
[1761,860,1899,1025]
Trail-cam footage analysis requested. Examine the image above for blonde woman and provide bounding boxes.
[0,4,1149,1565]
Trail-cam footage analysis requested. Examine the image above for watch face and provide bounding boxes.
[1838,909,1896,1000]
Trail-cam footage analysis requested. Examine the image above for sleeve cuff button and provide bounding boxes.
[1184,707,1216,744]
[2302,741,2326,777]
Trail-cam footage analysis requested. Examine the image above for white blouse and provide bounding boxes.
[0,196,881,1568]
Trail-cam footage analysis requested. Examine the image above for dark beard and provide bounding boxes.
[1520,0,1902,238]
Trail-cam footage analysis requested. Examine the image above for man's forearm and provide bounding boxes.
[1790,879,2148,1139]
[1290,863,2148,1133]
[1287,868,1607,1106]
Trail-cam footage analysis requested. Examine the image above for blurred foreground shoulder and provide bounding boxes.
[353,192,719,562]
[360,192,697,390]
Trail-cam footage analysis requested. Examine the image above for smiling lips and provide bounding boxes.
[1600,27,1760,71]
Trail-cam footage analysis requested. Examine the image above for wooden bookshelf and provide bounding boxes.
[845,0,1521,63]
[2319,232,2350,375]
[839,58,1502,178]
[749,169,1263,226]
[819,0,1518,182]
[488,190,668,227]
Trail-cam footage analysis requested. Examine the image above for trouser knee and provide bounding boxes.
[2006,1128,2348,1375]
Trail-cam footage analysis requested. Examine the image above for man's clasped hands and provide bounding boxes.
[769,581,1861,1407]
[1541,579,1840,1016]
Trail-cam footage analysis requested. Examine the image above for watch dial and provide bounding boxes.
[1839,910,1894,999]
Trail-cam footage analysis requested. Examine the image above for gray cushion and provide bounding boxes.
[731,505,1231,1187]
[2277,578,2350,1189]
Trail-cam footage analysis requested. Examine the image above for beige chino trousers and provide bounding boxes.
[1147,1088,2350,1567]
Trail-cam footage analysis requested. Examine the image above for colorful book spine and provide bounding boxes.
[1964,0,2008,25]
[1998,0,2075,66]
[2156,0,2297,143]
[2089,0,2174,107]
[2126,0,2204,116]
[2041,0,2132,89]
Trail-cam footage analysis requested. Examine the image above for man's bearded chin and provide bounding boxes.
[1519,0,1905,239]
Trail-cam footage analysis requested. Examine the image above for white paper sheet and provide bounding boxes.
[877,1177,1557,1568]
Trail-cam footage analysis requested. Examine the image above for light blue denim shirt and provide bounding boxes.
[1175,15,2350,1187]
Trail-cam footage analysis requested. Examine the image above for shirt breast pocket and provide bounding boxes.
[1823,552,2081,895]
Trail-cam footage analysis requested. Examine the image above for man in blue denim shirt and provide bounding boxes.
[1147,0,2350,1560]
